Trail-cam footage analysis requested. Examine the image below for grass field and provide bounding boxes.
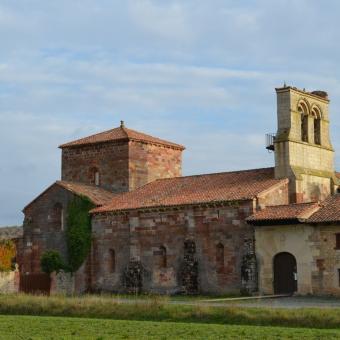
[1,294,340,329]
[1,315,340,339]
[1,294,340,339]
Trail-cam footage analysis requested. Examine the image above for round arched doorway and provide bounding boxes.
[273,252,297,295]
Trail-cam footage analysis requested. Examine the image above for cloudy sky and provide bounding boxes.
[1,0,340,226]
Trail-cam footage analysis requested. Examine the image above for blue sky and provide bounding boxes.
[1,0,340,226]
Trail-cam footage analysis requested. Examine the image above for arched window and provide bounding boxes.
[109,249,116,273]
[159,246,167,268]
[298,102,309,142]
[89,167,100,186]
[312,107,322,145]
[52,203,64,231]
[216,243,224,269]
[154,245,167,268]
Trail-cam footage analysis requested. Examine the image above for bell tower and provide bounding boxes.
[272,85,337,203]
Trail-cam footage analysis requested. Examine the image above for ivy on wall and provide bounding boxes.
[66,196,95,272]
[0,240,16,272]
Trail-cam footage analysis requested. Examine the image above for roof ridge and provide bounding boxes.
[59,127,123,148]
[120,125,130,139]
[122,126,184,148]
[57,179,112,190]
[91,165,287,214]
[59,124,185,149]
[24,180,117,211]
[265,201,319,208]
[151,167,276,182]
[126,167,278,191]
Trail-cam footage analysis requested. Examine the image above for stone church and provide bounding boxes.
[20,85,340,296]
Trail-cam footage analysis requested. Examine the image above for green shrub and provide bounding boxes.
[66,196,95,272]
[40,250,64,274]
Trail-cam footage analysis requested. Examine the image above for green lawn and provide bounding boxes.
[2,294,340,330]
[0,315,339,339]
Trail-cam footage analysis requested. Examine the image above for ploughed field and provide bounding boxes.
[1,294,340,339]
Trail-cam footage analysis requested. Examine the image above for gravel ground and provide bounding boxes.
[202,296,340,309]
[112,295,340,309]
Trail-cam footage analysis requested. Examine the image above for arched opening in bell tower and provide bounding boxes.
[298,101,309,143]
[312,106,322,145]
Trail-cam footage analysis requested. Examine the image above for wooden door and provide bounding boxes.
[19,273,51,295]
[273,252,297,294]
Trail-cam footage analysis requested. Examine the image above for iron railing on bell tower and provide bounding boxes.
[265,133,276,151]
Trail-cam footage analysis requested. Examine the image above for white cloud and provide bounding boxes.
[128,1,193,42]
[1,0,340,225]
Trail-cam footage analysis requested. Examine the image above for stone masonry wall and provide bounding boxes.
[21,185,75,274]
[310,225,340,296]
[61,142,130,193]
[255,223,340,296]
[255,224,315,295]
[91,213,131,293]
[298,175,332,202]
[61,140,183,193]
[92,204,255,294]
[257,181,289,208]
[275,87,332,151]
[128,141,182,191]
[274,87,335,203]
[90,182,288,295]
[50,271,75,295]
[91,206,268,294]
[0,271,19,293]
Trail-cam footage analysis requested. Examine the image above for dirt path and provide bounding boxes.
[111,296,340,309]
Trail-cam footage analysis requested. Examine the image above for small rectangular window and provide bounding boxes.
[335,234,340,249]
[109,249,116,273]
[61,209,64,231]
[95,172,100,186]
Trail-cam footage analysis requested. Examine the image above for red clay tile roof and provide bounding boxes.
[91,167,287,214]
[246,202,320,224]
[307,194,340,223]
[24,181,116,211]
[59,124,185,150]
[56,181,116,206]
